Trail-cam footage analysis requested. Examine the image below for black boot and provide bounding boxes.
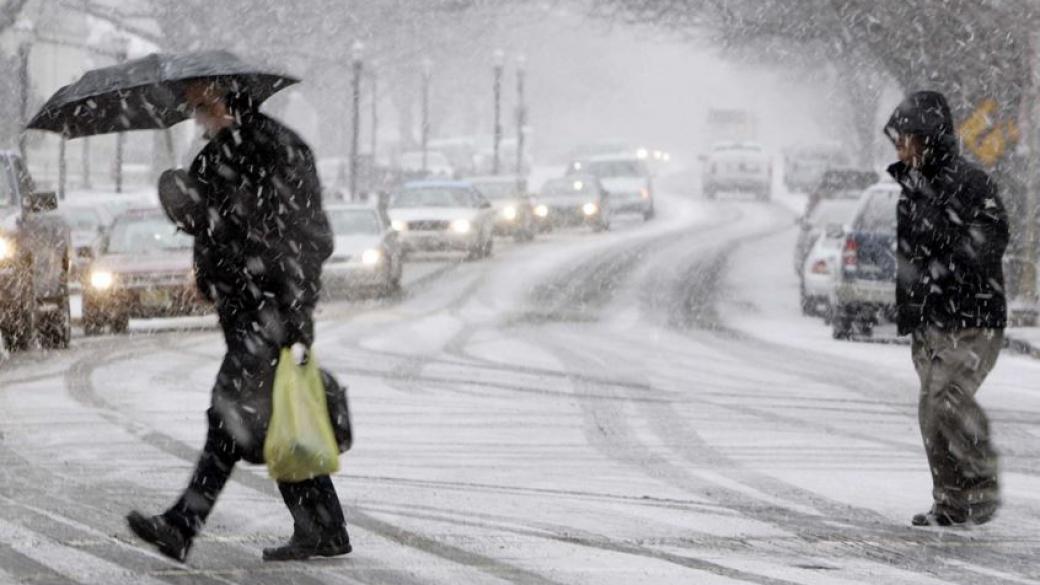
[911,505,968,527]
[262,527,351,562]
[127,511,192,562]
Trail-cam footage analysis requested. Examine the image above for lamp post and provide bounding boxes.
[421,57,432,174]
[107,34,130,193]
[492,49,504,175]
[349,41,363,201]
[515,54,527,185]
[13,19,33,164]
[370,66,378,164]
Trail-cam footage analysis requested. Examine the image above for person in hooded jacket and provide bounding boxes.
[126,79,350,561]
[884,90,1008,527]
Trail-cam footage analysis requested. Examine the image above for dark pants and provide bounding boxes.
[911,327,1002,519]
[163,409,346,540]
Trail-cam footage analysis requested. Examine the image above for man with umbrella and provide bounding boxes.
[30,53,350,562]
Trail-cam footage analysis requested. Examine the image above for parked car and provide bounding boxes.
[567,155,654,220]
[794,198,863,278]
[805,168,879,215]
[830,182,901,340]
[387,180,495,259]
[800,221,849,319]
[783,143,851,193]
[59,204,113,287]
[533,175,610,232]
[83,208,208,335]
[467,175,535,241]
[701,142,772,201]
[0,152,71,351]
[323,203,403,297]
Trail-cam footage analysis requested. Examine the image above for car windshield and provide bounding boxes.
[61,208,105,232]
[391,188,471,208]
[855,190,899,234]
[808,200,859,227]
[472,182,517,199]
[329,209,381,235]
[580,160,644,178]
[542,178,593,197]
[106,214,193,254]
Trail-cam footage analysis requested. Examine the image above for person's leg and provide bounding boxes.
[914,328,1002,524]
[263,476,350,561]
[162,409,241,537]
[928,329,1002,520]
[913,329,956,513]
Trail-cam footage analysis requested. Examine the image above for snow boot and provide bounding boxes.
[127,511,192,562]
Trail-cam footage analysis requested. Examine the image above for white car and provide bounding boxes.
[323,203,404,297]
[800,222,847,319]
[387,181,495,260]
[568,155,654,221]
[702,142,772,201]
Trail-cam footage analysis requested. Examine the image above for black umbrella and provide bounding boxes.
[27,50,298,138]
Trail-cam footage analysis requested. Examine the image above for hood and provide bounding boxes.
[388,208,477,222]
[883,91,958,174]
[599,177,648,194]
[94,251,193,274]
[333,234,382,256]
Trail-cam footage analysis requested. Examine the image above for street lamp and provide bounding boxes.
[492,49,505,175]
[105,33,130,193]
[13,19,34,164]
[421,57,432,174]
[369,64,378,164]
[515,54,527,185]
[348,40,364,201]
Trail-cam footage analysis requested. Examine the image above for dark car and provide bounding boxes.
[534,175,610,232]
[0,151,71,351]
[83,208,209,335]
[806,169,879,215]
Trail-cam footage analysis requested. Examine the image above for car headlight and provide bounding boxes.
[0,236,13,261]
[361,248,383,266]
[451,219,472,234]
[90,270,114,290]
[582,202,599,216]
[502,206,518,221]
[391,219,407,232]
[534,204,549,218]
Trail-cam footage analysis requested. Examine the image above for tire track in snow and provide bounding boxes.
[62,342,571,585]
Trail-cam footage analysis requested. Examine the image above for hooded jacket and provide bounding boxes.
[884,91,1008,335]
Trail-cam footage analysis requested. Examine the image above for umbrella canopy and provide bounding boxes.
[27,50,299,138]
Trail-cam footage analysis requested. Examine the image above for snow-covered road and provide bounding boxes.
[2,190,1040,584]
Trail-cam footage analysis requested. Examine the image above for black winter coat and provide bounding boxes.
[884,91,1008,335]
[186,112,333,345]
[179,112,333,454]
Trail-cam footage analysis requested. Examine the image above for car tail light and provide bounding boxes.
[810,259,830,275]
[842,237,858,271]
[640,188,650,199]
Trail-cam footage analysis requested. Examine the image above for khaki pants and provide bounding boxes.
[911,327,1003,519]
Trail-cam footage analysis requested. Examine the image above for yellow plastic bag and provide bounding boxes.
[264,348,341,482]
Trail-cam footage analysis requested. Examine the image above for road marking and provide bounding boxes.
[0,518,168,585]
